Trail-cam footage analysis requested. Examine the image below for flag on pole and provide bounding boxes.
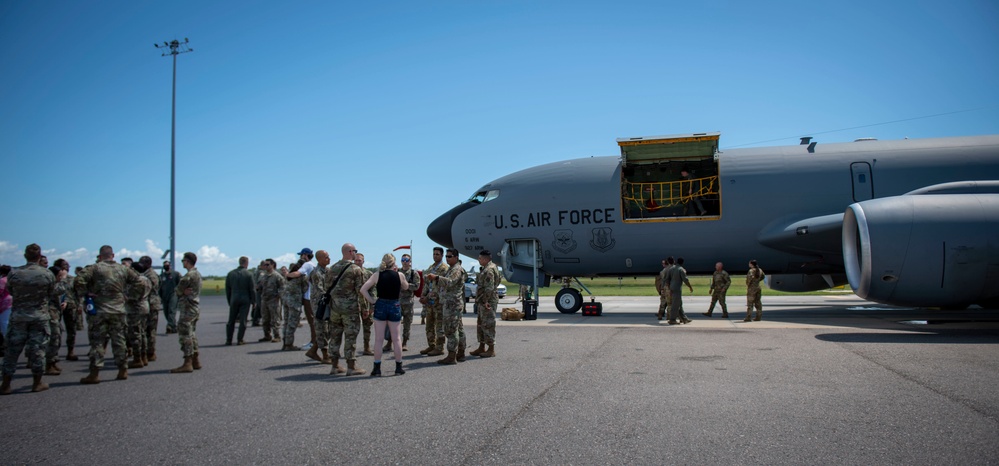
[393,245,411,251]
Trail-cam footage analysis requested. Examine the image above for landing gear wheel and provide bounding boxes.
[555,288,583,314]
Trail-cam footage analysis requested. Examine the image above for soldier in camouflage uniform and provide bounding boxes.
[386,253,420,352]
[280,262,308,351]
[307,250,332,364]
[326,243,366,376]
[426,248,466,365]
[257,259,284,343]
[703,262,731,318]
[419,247,449,356]
[665,257,694,325]
[43,265,68,375]
[74,245,144,384]
[139,256,162,361]
[125,262,152,369]
[170,252,203,373]
[744,260,766,322]
[354,253,374,356]
[1,244,57,395]
[251,260,266,326]
[471,250,500,358]
[655,259,669,320]
[52,259,81,362]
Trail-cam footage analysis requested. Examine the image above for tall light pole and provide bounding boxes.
[155,38,192,270]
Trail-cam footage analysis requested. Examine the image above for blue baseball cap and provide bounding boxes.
[297,248,313,256]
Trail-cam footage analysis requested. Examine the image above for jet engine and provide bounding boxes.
[842,192,999,308]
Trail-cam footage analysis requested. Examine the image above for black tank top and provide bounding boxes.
[376,270,401,300]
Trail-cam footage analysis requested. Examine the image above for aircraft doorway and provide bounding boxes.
[618,132,722,222]
[851,162,874,202]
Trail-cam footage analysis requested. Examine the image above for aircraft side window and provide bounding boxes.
[484,190,500,202]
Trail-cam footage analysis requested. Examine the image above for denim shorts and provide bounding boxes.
[373,299,402,322]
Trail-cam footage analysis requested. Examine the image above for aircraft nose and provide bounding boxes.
[427,202,478,249]
[427,209,456,249]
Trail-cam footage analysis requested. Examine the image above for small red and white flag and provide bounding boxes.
[393,245,411,251]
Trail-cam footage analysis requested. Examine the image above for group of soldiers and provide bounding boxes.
[655,258,766,324]
[223,244,503,377]
[1,243,203,395]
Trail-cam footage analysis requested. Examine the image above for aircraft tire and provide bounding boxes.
[555,288,583,314]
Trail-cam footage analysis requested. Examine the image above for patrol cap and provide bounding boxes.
[297,248,313,256]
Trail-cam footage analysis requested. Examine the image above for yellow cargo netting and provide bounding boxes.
[623,176,718,212]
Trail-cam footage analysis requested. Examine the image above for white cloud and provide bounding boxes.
[118,239,166,261]
[273,253,299,267]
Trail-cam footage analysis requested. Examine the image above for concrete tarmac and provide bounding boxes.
[2,294,998,464]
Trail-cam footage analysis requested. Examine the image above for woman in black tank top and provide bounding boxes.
[359,253,410,376]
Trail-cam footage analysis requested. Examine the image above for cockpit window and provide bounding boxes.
[467,190,500,204]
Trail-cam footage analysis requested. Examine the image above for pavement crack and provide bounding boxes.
[835,341,999,425]
[462,327,626,463]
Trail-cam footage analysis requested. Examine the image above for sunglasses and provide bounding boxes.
[445,255,455,258]
[401,258,410,262]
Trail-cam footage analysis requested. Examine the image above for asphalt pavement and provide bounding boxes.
[2,294,998,465]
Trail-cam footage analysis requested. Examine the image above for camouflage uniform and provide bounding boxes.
[309,264,330,353]
[259,270,284,340]
[436,264,467,353]
[475,261,501,345]
[251,268,265,325]
[358,268,373,350]
[2,263,56,377]
[75,261,144,369]
[706,269,731,316]
[176,267,202,357]
[45,275,73,365]
[125,274,152,362]
[326,259,364,362]
[142,268,162,358]
[57,275,80,356]
[399,267,420,344]
[666,264,691,323]
[281,274,308,348]
[655,267,670,320]
[746,266,765,320]
[423,261,449,349]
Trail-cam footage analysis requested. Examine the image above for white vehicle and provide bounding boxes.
[464,276,507,302]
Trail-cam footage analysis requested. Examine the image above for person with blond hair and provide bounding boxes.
[359,253,410,376]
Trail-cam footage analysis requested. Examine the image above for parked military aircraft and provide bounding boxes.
[427,133,999,313]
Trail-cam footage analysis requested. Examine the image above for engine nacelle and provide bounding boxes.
[767,274,847,292]
[843,194,999,307]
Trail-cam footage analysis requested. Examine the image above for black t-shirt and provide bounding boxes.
[376,270,401,300]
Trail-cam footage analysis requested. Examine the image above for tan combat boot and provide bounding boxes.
[427,346,444,357]
[128,354,144,369]
[436,350,457,365]
[66,349,79,361]
[402,338,408,352]
[116,367,128,380]
[382,340,392,352]
[480,344,495,358]
[743,312,752,322]
[80,367,101,384]
[419,346,433,355]
[147,352,157,362]
[362,343,374,356]
[141,354,149,366]
[31,374,49,393]
[456,345,466,362]
[191,352,202,370]
[320,348,333,364]
[469,343,486,356]
[305,346,322,363]
[170,357,194,374]
[1,374,12,395]
[754,312,762,322]
[45,361,62,375]
[329,355,346,375]
[346,359,367,376]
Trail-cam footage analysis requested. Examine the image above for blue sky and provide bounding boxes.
[2,0,997,276]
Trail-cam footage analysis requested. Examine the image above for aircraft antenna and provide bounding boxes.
[154,38,193,272]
